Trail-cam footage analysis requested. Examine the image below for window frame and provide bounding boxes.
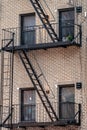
[20,87,36,122]
[20,13,36,45]
[59,8,75,41]
[58,84,75,119]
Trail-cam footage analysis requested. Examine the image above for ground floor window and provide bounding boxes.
[59,84,75,120]
[21,88,36,122]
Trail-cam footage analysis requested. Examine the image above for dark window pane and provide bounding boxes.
[61,20,74,27]
[22,29,35,45]
[21,89,36,121]
[60,103,75,119]
[61,87,74,102]
[61,27,74,38]
[61,10,74,21]
[21,14,35,45]
[23,90,35,104]
[59,85,75,119]
[59,9,74,41]
[23,105,35,121]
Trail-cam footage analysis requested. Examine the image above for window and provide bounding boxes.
[59,8,74,42]
[21,88,36,122]
[59,84,75,120]
[21,13,35,45]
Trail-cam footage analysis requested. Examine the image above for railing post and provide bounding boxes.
[78,104,81,126]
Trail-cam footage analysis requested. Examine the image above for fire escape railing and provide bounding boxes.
[1,21,82,128]
[0,102,81,126]
[0,107,14,127]
[2,23,82,49]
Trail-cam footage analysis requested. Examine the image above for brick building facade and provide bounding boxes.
[0,0,87,130]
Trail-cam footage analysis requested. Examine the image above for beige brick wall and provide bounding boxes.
[13,126,79,130]
[1,0,87,130]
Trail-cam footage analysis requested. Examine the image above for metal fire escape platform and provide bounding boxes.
[2,40,81,53]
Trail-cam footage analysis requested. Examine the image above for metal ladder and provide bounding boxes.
[18,50,58,122]
[1,51,12,125]
[0,32,14,127]
[29,0,59,42]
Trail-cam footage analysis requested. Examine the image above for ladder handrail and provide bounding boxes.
[18,50,58,121]
[39,0,55,21]
[31,52,55,98]
[29,0,59,42]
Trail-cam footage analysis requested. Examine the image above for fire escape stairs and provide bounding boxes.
[18,50,58,122]
[29,0,59,43]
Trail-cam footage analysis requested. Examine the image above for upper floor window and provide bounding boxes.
[59,8,74,42]
[21,13,36,45]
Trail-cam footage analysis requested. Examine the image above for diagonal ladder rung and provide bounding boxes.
[38,89,42,91]
[26,67,31,69]
[37,73,43,78]
[35,84,39,86]
[30,73,33,75]
[29,0,59,42]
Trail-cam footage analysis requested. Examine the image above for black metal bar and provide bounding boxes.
[18,51,54,121]
[1,102,81,127]
[18,50,58,122]
[2,39,13,48]
[23,50,58,121]
[71,32,80,44]
[1,107,13,126]
[29,0,59,42]
[2,29,14,34]
[1,32,15,50]
[1,32,15,129]
[2,22,82,49]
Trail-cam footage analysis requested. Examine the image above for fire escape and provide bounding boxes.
[0,0,81,128]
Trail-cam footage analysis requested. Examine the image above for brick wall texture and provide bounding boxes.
[14,126,79,130]
[0,0,87,130]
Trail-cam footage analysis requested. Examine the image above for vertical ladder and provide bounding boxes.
[18,50,58,122]
[29,0,59,42]
[1,32,14,128]
[1,51,11,124]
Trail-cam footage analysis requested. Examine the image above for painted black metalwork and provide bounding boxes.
[29,0,59,42]
[18,50,58,122]
[0,102,81,128]
[2,23,82,52]
[0,31,15,128]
